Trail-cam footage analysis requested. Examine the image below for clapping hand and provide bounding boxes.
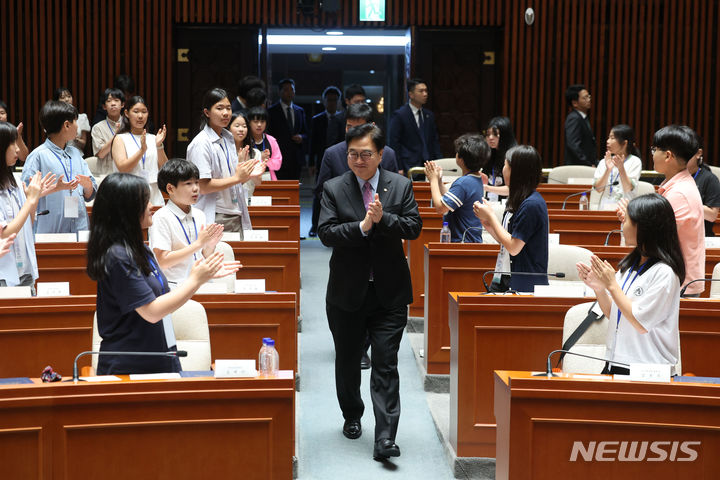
[367,193,383,223]
[590,255,616,289]
[473,199,495,224]
[189,251,224,284]
[213,260,243,279]
[237,145,250,163]
[234,158,258,184]
[25,172,58,202]
[424,161,442,181]
[155,125,167,146]
[576,261,605,291]
[199,223,224,250]
[75,174,93,193]
[0,234,16,258]
[616,198,629,223]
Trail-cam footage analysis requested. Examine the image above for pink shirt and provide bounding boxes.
[658,169,705,294]
[265,134,282,181]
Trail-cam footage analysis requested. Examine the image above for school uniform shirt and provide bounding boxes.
[21,139,97,234]
[440,174,485,242]
[115,132,164,205]
[0,184,38,285]
[592,154,642,209]
[507,191,549,292]
[658,170,705,294]
[148,200,207,285]
[692,165,720,237]
[187,125,251,227]
[91,117,122,175]
[605,261,681,373]
[96,244,180,375]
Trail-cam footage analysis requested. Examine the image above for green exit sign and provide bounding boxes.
[359,0,385,21]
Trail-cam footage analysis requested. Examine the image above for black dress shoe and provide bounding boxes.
[308,229,317,237]
[373,439,401,460]
[343,419,362,439]
[360,351,371,370]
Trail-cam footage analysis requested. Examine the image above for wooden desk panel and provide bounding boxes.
[495,371,720,479]
[548,210,621,234]
[253,180,300,205]
[450,294,720,458]
[0,374,294,479]
[537,184,589,210]
[193,293,297,371]
[424,243,499,374]
[407,208,443,317]
[247,205,300,240]
[413,182,431,208]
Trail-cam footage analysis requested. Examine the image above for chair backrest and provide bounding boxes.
[427,158,461,178]
[712,262,720,298]
[91,299,212,373]
[84,156,99,175]
[635,180,656,196]
[709,165,720,184]
[547,165,597,184]
[547,244,593,281]
[560,302,608,374]
[212,241,236,293]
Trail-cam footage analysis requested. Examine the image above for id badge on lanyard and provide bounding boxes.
[2,189,23,269]
[493,211,513,284]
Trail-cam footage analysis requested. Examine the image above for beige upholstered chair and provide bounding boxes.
[711,263,720,298]
[547,165,597,184]
[90,299,212,373]
[84,156,99,175]
[547,244,593,281]
[589,180,656,210]
[709,165,720,184]
[560,302,608,374]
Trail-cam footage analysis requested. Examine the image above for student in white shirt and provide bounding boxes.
[90,88,124,174]
[111,95,167,205]
[0,121,56,288]
[228,111,266,199]
[577,193,685,375]
[149,159,236,286]
[592,124,643,210]
[186,87,258,236]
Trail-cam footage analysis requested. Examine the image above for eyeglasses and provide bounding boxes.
[347,150,375,160]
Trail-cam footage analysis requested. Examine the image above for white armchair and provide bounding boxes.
[547,165,597,184]
[560,302,608,374]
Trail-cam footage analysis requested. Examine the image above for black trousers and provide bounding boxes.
[327,283,407,441]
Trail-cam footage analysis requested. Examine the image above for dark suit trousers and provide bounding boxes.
[327,282,407,441]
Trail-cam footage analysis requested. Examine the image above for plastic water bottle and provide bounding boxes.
[258,337,279,377]
[578,192,589,211]
[440,222,451,243]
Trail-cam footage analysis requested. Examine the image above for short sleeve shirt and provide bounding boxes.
[440,174,484,242]
[693,165,720,237]
[508,191,549,292]
[91,118,122,175]
[592,154,643,207]
[96,244,179,375]
[605,261,680,372]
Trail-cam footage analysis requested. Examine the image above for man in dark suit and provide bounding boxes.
[389,78,443,174]
[311,102,399,238]
[310,86,343,174]
[267,78,308,180]
[231,75,265,113]
[318,123,422,461]
[564,84,597,166]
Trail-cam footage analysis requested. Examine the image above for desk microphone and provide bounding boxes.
[481,270,565,292]
[561,181,618,209]
[461,226,483,243]
[604,229,623,246]
[37,210,50,216]
[680,278,720,297]
[534,348,629,377]
[71,350,188,382]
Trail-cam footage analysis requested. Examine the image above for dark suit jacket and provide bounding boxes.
[267,102,308,179]
[389,104,443,171]
[314,141,399,195]
[564,110,597,166]
[318,169,422,311]
[310,111,344,166]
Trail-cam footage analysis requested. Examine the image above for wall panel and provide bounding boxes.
[0,0,717,165]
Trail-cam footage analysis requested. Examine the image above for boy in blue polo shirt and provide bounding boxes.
[424,133,489,242]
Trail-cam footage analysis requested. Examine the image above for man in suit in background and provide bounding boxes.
[268,78,308,180]
[389,78,443,175]
[319,123,422,461]
[564,84,597,166]
[312,103,399,238]
[232,75,265,113]
[329,84,368,146]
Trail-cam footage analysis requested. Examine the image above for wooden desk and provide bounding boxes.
[0,373,295,479]
[193,293,297,371]
[407,208,443,317]
[537,184,589,209]
[253,180,300,205]
[495,370,720,479]
[548,209,621,234]
[449,293,720,458]
[247,205,300,241]
[413,182,431,208]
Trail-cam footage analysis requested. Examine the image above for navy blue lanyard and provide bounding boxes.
[174,214,198,260]
[129,133,147,168]
[48,148,72,182]
[147,254,167,294]
[105,119,116,135]
[255,137,267,151]
[219,138,232,175]
[693,168,701,180]
[490,167,495,186]
[616,261,647,328]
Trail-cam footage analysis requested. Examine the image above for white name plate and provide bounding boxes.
[0,286,32,298]
[248,196,272,206]
[705,237,720,248]
[35,233,77,243]
[195,282,229,295]
[243,229,269,242]
[568,177,594,185]
[36,282,70,297]
[214,359,257,378]
[628,363,672,382]
[221,232,242,242]
[77,230,90,242]
[235,279,265,293]
[534,284,586,298]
